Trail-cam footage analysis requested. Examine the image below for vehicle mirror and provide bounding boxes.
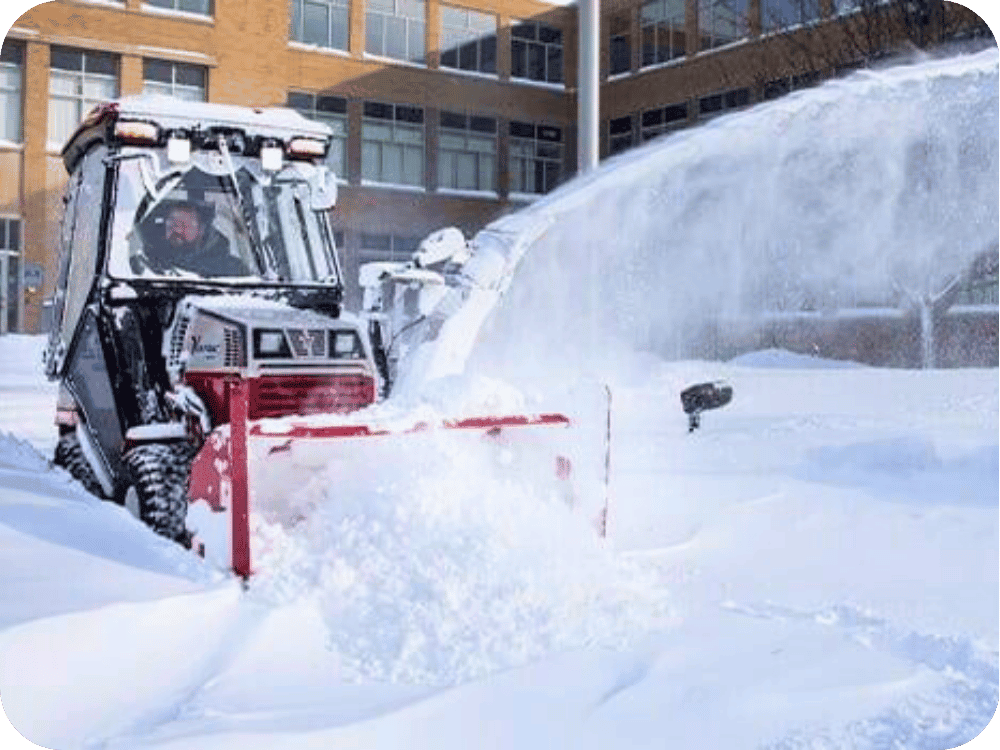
[167,137,191,164]
[308,167,338,211]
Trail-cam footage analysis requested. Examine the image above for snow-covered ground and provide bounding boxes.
[1,5,998,745]
[0,335,996,750]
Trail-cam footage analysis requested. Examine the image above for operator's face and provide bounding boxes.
[165,207,202,248]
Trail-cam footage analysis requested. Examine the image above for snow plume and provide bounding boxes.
[401,48,999,390]
[245,421,674,686]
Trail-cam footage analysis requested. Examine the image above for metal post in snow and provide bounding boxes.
[228,377,252,579]
[577,0,600,174]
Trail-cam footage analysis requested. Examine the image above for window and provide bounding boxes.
[608,116,634,155]
[359,233,421,263]
[641,103,688,141]
[49,47,119,148]
[440,5,496,74]
[509,121,562,195]
[762,0,822,32]
[438,112,496,192]
[0,217,20,333]
[366,0,425,63]
[145,0,212,14]
[763,70,820,100]
[362,102,424,186]
[699,0,749,50]
[290,0,350,51]
[609,14,631,76]
[698,87,749,119]
[287,93,349,180]
[511,21,563,84]
[143,59,206,101]
[0,41,23,143]
[641,0,685,67]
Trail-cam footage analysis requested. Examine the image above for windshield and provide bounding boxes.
[107,149,340,285]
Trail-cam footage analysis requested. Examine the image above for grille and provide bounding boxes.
[224,328,244,368]
[248,374,376,420]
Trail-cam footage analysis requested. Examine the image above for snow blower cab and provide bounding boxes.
[44,97,379,548]
[45,97,608,577]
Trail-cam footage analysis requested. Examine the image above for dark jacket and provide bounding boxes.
[142,228,252,278]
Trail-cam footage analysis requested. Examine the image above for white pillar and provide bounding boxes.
[577,0,600,173]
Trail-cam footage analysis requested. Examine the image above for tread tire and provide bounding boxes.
[123,442,195,547]
[53,431,105,498]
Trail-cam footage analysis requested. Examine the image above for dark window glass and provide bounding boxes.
[511,40,527,78]
[699,93,723,115]
[664,103,687,122]
[459,41,477,70]
[512,23,535,40]
[395,105,423,123]
[725,88,750,108]
[537,125,562,142]
[527,43,545,80]
[287,92,313,110]
[50,47,84,72]
[642,109,663,127]
[510,121,534,138]
[480,36,497,73]
[547,46,562,83]
[610,35,630,75]
[175,62,205,87]
[763,79,789,100]
[317,95,347,113]
[441,47,458,68]
[610,116,633,136]
[538,25,561,44]
[86,50,118,76]
[143,59,174,84]
[441,111,466,129]
[364,101,393,119]
[0,41,24,66]
[470,116,496,133]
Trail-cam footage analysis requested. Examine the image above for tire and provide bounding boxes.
[53,431,105,498]
[122,442,195,547]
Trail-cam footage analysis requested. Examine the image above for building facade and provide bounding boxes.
[0,0,992,334]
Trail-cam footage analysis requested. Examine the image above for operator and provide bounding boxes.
[152,201,250,277]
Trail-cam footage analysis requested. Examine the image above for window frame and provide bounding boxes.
[361,101,426,188]
[290,0,351,52]
[508,121,563,195]
[144,0,214,16]
[510,20,564,85]
[640,0,686,68]
[48,47,120,150]
[0,216,22,334]
[358,232,422,264]
[142,58,207,101]
[437,111,497,193]
[640,101,689,141]
[0,41,24,144]
[440,4,497,75]
[608,115,634,155]
[698,0,750,51]
[365,0,426,64]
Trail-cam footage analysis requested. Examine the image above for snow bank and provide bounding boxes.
[246,417,674,685]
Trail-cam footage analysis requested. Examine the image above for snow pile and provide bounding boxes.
[247,422,673,685]
[398,48,999,390]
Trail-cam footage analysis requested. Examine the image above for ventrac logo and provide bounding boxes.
[191,335,221,361]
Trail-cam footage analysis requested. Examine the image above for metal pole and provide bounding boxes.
[577,0,600,173]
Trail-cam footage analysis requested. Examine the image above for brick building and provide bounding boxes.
[0,0,992,335]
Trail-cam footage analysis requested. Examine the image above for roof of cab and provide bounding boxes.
[61,95,332,172]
